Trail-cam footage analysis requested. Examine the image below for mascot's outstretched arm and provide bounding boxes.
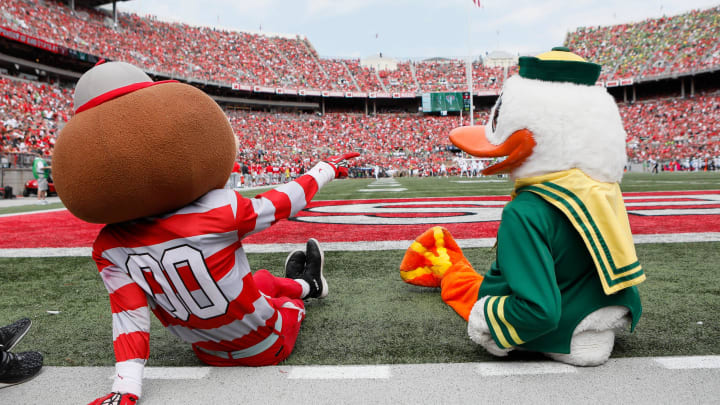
[232,152,359,235]
[90,152,358,402]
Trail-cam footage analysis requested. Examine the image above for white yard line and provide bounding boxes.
[106,367,211,380]
[358,188,407,192]
[10,357,720,404]
[654,355,720,369]
[53,355,720,382]
[287,365,392,380]
[475,361,577,376]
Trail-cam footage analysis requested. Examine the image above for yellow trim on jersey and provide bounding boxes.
[486,296,512,348]
[513,169,645,295]
[497,296,525,345]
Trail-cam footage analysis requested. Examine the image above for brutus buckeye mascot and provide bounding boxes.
[400,48,644,366]
[53,61,358,404]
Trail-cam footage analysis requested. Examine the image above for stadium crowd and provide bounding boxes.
[1,73,718,180]
[566,6,720,81]
[1,0,504,93]
[0,77,72,167]
[364,60,507,94]
[4,0,716,95]
[622,94,720,171]
[225,109,481,182]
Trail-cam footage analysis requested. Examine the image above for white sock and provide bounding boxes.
[294,279,310,298]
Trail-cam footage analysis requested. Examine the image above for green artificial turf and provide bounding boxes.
[1,170,718,366]
[1,241,718,366]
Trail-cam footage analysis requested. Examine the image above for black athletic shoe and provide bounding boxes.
[284,249,306,279]
[303,238,327,299]
[0,318,31,352]
[0,351,43,388]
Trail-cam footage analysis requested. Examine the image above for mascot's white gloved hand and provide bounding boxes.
[324,152,360,178]
[467,296,514,357]
[305,152,360,190]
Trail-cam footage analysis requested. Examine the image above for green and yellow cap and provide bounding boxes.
[518,46,601,86]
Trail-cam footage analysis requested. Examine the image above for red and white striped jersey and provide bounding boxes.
[92,163,335,396]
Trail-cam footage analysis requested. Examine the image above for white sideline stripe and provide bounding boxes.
[654,356,720,369]
[0,207,66,218]
[107,367,211,380]
[358,188,407,192]
[42,356,720,383]
[2,232,720,257]
[287,365,391,379]
[632,232,720,244]
[475,362,577,376]
[0,247,94,257]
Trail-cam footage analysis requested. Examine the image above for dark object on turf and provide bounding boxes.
[1,185,14,199]
[284,239,328,299]
[0,318,31,351]
[284,249,306,280]
[0,350,43,388]
[302,238,327,299]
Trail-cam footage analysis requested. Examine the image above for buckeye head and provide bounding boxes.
[53,61,236,223]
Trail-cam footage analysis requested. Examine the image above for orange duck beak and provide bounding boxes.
[449,126,536,176]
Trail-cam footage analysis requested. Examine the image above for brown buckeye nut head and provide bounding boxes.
[53,82,236,224]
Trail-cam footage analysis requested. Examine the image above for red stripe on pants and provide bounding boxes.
[193,270,306,366]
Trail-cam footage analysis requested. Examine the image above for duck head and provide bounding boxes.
[451,47,627,183]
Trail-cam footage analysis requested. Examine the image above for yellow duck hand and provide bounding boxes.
[399,226,471,287]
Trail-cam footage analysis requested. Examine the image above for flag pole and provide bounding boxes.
[466,1,475,126]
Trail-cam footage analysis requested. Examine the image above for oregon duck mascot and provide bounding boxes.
[400,47,645,366]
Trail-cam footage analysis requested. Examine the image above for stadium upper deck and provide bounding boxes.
[566,6,720,82]
[0,0,718,94]
[0,0,718,175]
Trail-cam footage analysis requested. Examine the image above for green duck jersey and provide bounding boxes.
[478,191,642,354]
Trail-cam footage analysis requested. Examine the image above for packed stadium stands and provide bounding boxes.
[5,0,716,93]
[2,72,718,176]
[622,94,720,168]
[0,77,72,160]
[566,6,720,81]
[226,109,478,176]
[1,0,719,180]
[379,62,418,92]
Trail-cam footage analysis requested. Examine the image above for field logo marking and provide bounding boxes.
[625,193,720,216]
[296,200,505,224]
[296,193,720,225]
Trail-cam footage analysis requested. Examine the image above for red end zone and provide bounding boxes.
[1,190,719,249]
